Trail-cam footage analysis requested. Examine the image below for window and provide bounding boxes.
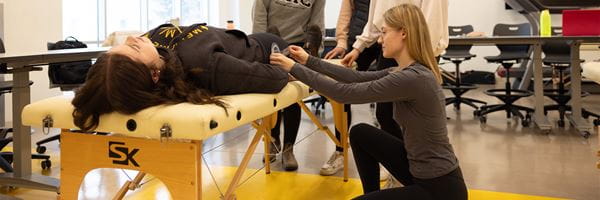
[147,0,174,28]
[181,0,208,25]
[106,0,142,34]
[62,0,223,46]
[62,0,98,42]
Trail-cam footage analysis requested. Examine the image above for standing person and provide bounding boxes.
[320,0,383,177]
[270,4,466,200]
[252,0,325,171]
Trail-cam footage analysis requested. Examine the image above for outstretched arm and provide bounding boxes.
[289,63,416,104]
[270,52,418,104]
[287,45,390,83]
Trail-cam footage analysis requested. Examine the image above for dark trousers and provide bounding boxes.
[349,123,468,200]
[271,103,301,145]
[271,42,306,146]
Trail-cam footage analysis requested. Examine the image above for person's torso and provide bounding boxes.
[264,0,319,43]
[347,0,370,46]
[390,64,458,179]
[144,24,265,92]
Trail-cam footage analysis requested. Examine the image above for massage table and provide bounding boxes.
[582,61,600,170]
[22,81,351,200]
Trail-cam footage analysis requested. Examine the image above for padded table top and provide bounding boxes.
[22,81,313,141]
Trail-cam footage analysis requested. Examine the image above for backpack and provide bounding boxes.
[47,36,92,85]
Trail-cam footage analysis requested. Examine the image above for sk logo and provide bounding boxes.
[108,141,140,167]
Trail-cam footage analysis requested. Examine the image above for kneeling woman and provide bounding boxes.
[270,4,467,200]
[73,23,289,131]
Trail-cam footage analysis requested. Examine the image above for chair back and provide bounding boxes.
[445,25,474,56]
[494,23,531,55]
[0,38,7,74]
[542,27,570,57]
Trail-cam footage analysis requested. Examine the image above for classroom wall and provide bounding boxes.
[1,0,63,123]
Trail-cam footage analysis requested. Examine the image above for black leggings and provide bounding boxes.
[271,103,301,145]
[333,43,381,152]
[349,123,467,200]
[270,42,305,146]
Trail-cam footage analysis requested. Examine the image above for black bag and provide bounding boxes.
[461,70,496,85]
[47,36,92,85]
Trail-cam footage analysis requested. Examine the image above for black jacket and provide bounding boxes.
[145,23,288,95]
[347,0,370,49]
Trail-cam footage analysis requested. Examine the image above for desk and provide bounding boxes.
[450,36,600,135]
[0,47,107,191]
[325,36,599,135]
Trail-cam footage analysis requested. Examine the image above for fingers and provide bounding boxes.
[269,53,284,65]
[324,50,338,59]
[325,48,346,59]
[341,54,352,66]
[289,45,303,51]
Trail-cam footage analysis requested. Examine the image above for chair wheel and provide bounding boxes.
[36,146,47,154]
[454,104,460,111]
[41,160,51,170]
[473,110,480,117]
[557,120,565,127]
[479,116,487,123]
[522,118,530,127]
[594,119,600,126]
[581,131,591,139]
[583,112,590,119]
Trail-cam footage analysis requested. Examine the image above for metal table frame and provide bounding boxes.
[0,47,107,192]
[450,36,599,135]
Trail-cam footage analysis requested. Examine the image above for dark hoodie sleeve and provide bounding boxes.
[211,51,289,95]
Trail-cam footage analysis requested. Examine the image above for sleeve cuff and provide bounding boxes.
[306,56,321,68]
[352,41,366,53]
[336,38,348,50]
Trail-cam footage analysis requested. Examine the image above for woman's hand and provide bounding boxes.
[341,48,360,68]
[288,45,309,65]
[324,47,346,59]
[270,53,296,72]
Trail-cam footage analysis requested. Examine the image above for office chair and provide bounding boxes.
[541,27,600,127]
[441,25,487,111]
[0,38,52,171]
[476,23,534,126]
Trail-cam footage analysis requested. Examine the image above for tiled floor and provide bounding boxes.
[1,84,600,199]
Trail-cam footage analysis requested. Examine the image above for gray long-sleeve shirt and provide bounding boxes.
[252,0,325,44]
[290,56,459,179]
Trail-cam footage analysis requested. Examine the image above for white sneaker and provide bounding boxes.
[382,175,401,189]
[319,151,344,176]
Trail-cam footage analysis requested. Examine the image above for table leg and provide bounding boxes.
[567,42,593,136]
[532,43,552,131]
[0,65,59,191]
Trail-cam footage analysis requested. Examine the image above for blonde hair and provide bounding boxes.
[383,4,442,84]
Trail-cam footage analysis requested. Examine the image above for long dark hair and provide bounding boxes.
[72,48,227,132]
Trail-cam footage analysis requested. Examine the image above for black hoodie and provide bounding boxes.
[144,23,288,95]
